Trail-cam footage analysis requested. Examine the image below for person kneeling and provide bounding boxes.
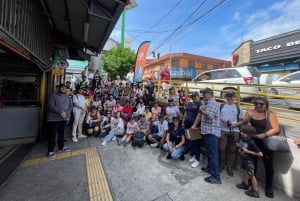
[163,117,185,160]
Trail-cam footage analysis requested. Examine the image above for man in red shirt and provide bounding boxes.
[160,66,170,94]
[122,100,133,121]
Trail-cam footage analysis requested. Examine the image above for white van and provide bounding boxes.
[186,66,261,99]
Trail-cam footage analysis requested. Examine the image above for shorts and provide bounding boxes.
[241,158,255,176]
[87,122,100,129]
[150,133,162,141]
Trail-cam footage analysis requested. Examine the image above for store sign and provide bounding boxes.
[157,67,197,79]
[255,40,300,54]
[52,68,64,76]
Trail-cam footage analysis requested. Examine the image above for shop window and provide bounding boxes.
[202,63,207,70]
[188,61,195,68]
[172,59,180,67]
[0,74,39,107]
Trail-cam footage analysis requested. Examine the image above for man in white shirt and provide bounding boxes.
[148,114,168,148]
[72,87,87,142]
[126,69,134,85]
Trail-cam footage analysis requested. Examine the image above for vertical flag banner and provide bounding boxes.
[134,41,150,82]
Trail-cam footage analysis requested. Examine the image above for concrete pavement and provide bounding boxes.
[0,133,298,201]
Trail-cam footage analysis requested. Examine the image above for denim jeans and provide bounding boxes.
[204,134,221,181]
[48,121,67,153]
[163,142,185,159]
[103,128,125,143]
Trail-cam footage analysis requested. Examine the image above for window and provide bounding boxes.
[202,63,207,70]
[188,60,195,68]
[171,59,180,67]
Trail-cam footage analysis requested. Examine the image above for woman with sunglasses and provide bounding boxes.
[234,97,280,198]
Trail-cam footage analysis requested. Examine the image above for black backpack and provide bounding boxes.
[132,132,145,148]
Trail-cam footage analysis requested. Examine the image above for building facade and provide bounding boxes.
[232,29,300,76]
[143,52,231,80]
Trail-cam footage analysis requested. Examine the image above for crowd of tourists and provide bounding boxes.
[47,67,294,199]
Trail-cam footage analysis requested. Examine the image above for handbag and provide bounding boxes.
[262,112,290,153]
[185,128,202,140]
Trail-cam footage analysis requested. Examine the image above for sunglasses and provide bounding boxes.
[254,102,265,106]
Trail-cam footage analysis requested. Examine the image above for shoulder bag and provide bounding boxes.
[262,112,290,153]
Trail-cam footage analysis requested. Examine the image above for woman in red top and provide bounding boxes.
[122,100,133,121]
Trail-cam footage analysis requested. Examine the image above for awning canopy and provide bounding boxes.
[41,0,130,60]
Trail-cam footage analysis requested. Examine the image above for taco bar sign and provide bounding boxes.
[255,40,300,54]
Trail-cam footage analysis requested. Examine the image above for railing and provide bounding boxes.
[148,79,300,126]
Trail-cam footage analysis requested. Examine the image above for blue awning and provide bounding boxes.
[258,63,299,73]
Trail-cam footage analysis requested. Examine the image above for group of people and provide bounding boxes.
[47,67,293,199]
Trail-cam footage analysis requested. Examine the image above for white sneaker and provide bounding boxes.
[189,155,196,163]
[101,141,107,146]
[72,137,78,142]
[112,136,116,141]
[191,160,200,168]
[150,143,158,148]
[78,135,87,138]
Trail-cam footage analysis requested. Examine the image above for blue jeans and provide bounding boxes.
[204,134,221,181]
[103,128,125,143]
[163,142,185,159]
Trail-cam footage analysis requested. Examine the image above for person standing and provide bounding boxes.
[72,87,87,142]
[219,90,244,176]
[184,92,202,168]
[234,97,280,198]
[160,65,170,94]
[199,88,222,184]
[46,84,73,158]
[126,69,134,85]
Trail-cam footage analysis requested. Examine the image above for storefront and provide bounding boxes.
[233,29,300,75]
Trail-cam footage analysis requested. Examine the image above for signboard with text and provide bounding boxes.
[250,30,300,64]
[157,67,197,79]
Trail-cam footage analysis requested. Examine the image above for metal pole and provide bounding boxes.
[121,10,125,48]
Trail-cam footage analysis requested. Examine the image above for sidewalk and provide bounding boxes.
[0,135,298,201]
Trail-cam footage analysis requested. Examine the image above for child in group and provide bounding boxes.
[236,125,263,198]
[118,116,138,146]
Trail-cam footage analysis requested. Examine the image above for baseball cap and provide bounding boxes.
[173,116,180,121]
[182,96,189,101]
[225,90,235,98]
[191,92,199,97]
[59,84,67,88]
[201,88,213,94]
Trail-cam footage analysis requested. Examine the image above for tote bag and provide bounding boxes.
[262,112,290,153]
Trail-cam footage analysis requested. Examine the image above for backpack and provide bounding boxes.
[132,132,145,148]
[220,103,241,122]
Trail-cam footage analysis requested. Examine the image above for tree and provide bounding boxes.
[102,47,136,79]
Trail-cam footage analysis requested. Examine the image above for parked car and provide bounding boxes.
[271,71,300,95]
[185,66,261,99]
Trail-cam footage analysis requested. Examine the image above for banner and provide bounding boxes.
[134,41,150,82]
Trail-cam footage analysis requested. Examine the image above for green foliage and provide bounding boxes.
[102,47,136,79]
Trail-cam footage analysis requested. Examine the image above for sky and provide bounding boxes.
[110,0,300,61]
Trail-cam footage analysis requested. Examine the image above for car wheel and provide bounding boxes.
[270,88,278,95]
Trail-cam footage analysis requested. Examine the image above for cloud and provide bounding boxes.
[233,12,241,21]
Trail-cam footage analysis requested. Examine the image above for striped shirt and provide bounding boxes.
[201,98,221,137]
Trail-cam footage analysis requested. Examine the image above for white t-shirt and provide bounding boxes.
[220,103,244,132]
[154,120,168,137]
[126,72,134,83]
[72,94,86,114]
[166,106,180,122]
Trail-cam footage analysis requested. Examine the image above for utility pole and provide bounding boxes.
[121,10,125,48]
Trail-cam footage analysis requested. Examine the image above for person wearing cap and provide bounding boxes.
[151,101,161,121]
[46,84,73,158]
[182,91,202,168]
[163,117,185,160]
[85,106,101,136]
[192,88,222,184]
[219,90,244,177]
[165,98,181,127]
[72,87,88,142]
[148,114,168,148]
